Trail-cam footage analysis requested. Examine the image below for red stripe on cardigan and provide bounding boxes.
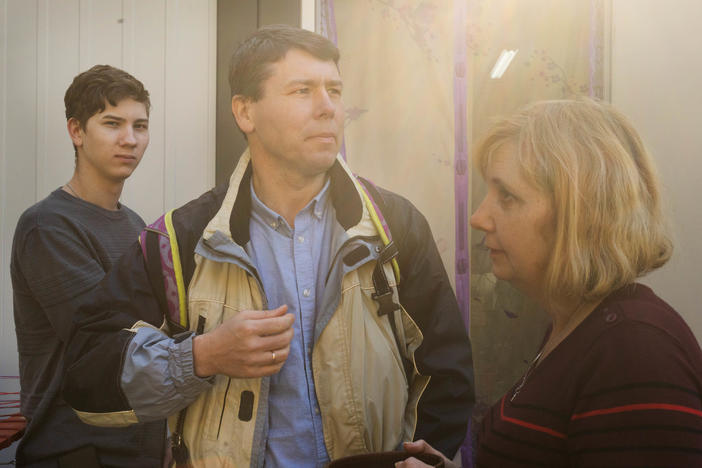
[500,396,567,439]
[572,403,702,420]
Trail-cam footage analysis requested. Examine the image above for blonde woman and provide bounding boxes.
[398,99,702,467]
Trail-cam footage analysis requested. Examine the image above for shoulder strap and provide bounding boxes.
[138,210,189,333]
[355,176,413,380]
[139,211,194,465]
[355,176,400,284]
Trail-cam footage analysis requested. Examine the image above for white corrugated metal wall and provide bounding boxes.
[0,0,216,425]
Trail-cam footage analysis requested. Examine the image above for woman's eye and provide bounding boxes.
[498,189,516,204]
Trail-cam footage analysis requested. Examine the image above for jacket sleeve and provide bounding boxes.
[381,189,476,457]
[62,237,212,426]
[63,186,228,425]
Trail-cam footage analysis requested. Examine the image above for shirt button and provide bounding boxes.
[314,407,320,414]
[303,289,311,297]
[270,222,277,228]
[605,312,618,323]
[297,235,305,243]
[307,347,312,355]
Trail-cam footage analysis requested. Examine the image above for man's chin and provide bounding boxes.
[306,151,339,171]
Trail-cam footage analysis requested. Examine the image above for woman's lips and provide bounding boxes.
[487,246,504,257]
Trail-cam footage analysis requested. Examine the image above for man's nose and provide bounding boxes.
[120,126,137,146]
[315,89,337,118]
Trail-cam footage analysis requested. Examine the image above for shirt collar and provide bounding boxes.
[249,177,331,232]
[310,177,331,220]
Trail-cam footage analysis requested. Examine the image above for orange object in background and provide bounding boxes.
[0,413,26,450]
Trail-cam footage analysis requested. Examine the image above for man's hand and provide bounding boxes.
[192,305,294,378]
[395,440,459,468]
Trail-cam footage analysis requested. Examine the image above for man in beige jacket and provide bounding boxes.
[63,25,475,468]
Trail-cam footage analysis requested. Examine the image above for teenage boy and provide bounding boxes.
[11,65,165,467]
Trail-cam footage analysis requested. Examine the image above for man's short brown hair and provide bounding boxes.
[229,24,340,101]
[64,64,150,128]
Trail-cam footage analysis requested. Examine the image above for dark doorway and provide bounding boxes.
[216,0,302,186]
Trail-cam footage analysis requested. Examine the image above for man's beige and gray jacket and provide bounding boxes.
[62,151,476,466]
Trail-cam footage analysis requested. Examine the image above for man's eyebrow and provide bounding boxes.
[286,78,343,87]
[101,114,126,121]
[101,115,149,123]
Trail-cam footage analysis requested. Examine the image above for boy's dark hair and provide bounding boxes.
[229,24,340,101]
[64,64,151,128]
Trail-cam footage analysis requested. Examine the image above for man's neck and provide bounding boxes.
[250,161,327,229]
[64,172,124,211]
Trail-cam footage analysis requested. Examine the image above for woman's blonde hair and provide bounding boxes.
[474,98,672,302]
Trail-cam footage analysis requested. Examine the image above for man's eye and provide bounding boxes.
[328,87,342,96]
[294,88,309,94]
[135,123,149,130]
[105,121,119,127]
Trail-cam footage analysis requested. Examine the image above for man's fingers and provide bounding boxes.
[235,306,294,337]
[395,458,432,468]
[232,346,291,378]
[403,440,430,454]
[262,304,288,317]
[399,440,454,468]
[255,326,294,351]
[251,313,295,337]
[238,305,288,320]
[254,345,291,367]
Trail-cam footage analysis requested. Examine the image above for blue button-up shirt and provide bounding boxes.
[246,179,335,468]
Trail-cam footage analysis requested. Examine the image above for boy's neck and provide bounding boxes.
[64,172,125,211]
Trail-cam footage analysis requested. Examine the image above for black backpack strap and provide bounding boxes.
[143,228,169,316]
[138,212,193,465]
[356,177,413,381]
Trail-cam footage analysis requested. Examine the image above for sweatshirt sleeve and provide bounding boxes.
[63,241,212,426]
[14,225,109,342]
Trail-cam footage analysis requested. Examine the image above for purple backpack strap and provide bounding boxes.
[139,211,188,332]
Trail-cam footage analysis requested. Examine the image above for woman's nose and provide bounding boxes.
[470,197,493,232]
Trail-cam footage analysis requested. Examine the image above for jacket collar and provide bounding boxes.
[202,149,376,246]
